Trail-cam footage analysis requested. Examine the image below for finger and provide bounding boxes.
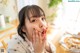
[32,29,34,43]
[42,36,46,45]
[35,30,39,43]
[42,35,46,41]
[32,29,36,44]
[39,32,42,43]
[42,34,46,45]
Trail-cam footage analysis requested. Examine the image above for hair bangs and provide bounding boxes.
[28,6,45,18]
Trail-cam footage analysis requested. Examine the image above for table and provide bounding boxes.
[50,29,72,53]
[0,24,17,53]
[0,24,17,39]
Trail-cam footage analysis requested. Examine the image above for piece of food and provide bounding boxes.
[64,37,80,49]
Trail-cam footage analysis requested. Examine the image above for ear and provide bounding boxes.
[22,26,26,32]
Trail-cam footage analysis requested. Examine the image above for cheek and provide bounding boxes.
[27,24,38,30]
[32,25,39,29]
[31,22,48,30]
[26,22,48,33]
[27,24,38,34]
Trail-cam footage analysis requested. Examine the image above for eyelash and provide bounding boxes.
[31,17,46,22]
[42,17,46,21]
[31,19,36,22]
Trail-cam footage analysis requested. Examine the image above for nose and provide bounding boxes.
[39,20,46,29]
[39,21,43,28]
[40,24,43,28]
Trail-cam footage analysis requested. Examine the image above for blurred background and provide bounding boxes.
[0,0,80,53]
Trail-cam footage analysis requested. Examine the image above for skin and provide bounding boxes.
[22,13,51,53]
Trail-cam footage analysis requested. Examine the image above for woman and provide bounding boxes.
[7,5,56,53]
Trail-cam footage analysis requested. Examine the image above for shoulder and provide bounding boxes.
[7,34,22,48]
[7,34,26,53]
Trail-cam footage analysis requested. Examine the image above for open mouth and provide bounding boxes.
[41,29,47,38]
[42,30,46,34]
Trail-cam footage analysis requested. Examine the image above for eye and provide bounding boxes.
[31,19,36,22]
[42,17,46,21]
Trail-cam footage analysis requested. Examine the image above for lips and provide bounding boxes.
[42,30,46,35]
[41,29,47,39]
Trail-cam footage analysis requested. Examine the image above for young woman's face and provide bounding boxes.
[23,13,47,41]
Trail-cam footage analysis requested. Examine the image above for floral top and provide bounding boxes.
[7,34,56,53]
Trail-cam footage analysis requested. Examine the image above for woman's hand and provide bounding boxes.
[32,29,46,53]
